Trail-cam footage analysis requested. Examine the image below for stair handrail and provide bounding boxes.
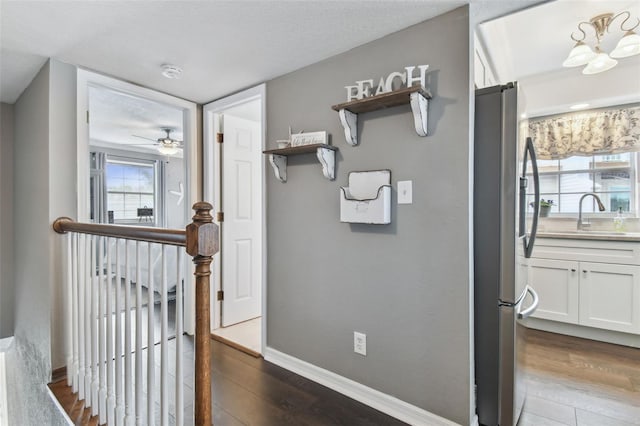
[52,219,187,246]
[53,201,218,426]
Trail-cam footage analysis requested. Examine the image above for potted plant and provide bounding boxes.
[530,199,554,217]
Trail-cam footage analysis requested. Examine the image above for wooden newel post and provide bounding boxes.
[186,202,219,425]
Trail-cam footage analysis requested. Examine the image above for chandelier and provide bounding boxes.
[562,11,640,75]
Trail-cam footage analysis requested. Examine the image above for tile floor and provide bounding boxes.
[518,328,640,426]
[212,317,262,355]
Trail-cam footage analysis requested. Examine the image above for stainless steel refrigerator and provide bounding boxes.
[474,83,541,426]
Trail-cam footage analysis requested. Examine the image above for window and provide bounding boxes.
[106,158,157,224]
[527,152,637,215]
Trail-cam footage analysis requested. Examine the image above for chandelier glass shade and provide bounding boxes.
[582,48,618,75]
[611,31,640,58]
[562,41,597,67]
[157,143,180,156]
[563,12,640,75]
[155,128,182,156]
[157,145,180,156]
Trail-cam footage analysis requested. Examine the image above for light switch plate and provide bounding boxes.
[397,180,413,204]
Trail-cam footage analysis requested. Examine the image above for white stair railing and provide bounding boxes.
[54,202,218,426]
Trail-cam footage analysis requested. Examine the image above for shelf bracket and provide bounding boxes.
[409,91,429,136]
[338,109,358,146]
[268,154,287,183]
[316,147,336,180]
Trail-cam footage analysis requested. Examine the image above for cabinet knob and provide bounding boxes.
[583,270,588,273]
[571,269,576,272]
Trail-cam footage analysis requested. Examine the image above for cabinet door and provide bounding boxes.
[529,259,580,324]
[579,262,640,334]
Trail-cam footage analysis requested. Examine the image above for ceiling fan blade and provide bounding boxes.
[128,143,159,146]
[132,135,158,142]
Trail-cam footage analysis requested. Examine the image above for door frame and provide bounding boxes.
[203,84,266,353]
[76,69,199,334]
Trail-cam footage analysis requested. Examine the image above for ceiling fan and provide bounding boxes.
[131,128,183,155]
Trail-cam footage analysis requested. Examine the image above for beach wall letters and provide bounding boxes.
[344,65,429,101]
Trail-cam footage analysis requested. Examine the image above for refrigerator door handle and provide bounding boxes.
[520,137,540,258]
[517,285,540,319]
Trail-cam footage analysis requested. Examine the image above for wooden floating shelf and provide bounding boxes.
[331,86,432,146]
[263,144,338,183]
[263,143,337,156]
[331,86,432,114]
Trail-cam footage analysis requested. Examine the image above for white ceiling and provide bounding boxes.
[0,0,542,105]
[88,85,184,155]
[479,0,640,81]
[1,0,549,150]
[479,0,640,115]
[88,85,263,157]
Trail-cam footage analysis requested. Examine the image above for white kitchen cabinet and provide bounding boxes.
[528,238,640,335]
[579,262,640,334]
[529,258,580,324]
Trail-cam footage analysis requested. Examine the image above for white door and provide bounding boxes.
[220,114,262,326]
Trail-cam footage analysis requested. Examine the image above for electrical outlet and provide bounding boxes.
[354,331,367,356]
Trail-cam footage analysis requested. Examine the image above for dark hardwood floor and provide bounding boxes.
[50,327,640,425]
[519,328,640,426]
[49,379,100,426]
[49,337,408,426]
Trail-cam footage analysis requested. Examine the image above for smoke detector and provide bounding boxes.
[161,64,183,79]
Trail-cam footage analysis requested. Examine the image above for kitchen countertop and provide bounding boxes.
[537,231,640,242]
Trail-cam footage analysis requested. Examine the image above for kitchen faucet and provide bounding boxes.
[577,193,606,230]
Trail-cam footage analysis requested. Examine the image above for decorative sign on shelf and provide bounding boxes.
[290,131,328,147]
[344,65,429,102]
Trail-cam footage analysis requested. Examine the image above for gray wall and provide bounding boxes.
[8,60,53,426]
[266,7,472,425]
[49,60,78,369]
[6,59,73,426]
[0,102,15,338]
[12,61,51,370]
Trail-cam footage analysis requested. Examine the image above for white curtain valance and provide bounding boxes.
[528,106,640,160]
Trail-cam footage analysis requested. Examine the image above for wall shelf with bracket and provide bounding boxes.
[263,143,338,183]
[331,85,432,146]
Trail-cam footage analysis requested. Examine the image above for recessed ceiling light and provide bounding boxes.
[521,113,527,118]
[161,64,183,79]
[569,103,590,110]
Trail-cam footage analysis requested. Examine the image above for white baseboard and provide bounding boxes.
[0,337,13,426]
[0,353,6,426]
[264,347,461,426]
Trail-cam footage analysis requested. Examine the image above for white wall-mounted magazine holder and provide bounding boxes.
[340,170,392,224]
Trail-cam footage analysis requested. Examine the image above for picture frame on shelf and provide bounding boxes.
[290,131,328,147]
